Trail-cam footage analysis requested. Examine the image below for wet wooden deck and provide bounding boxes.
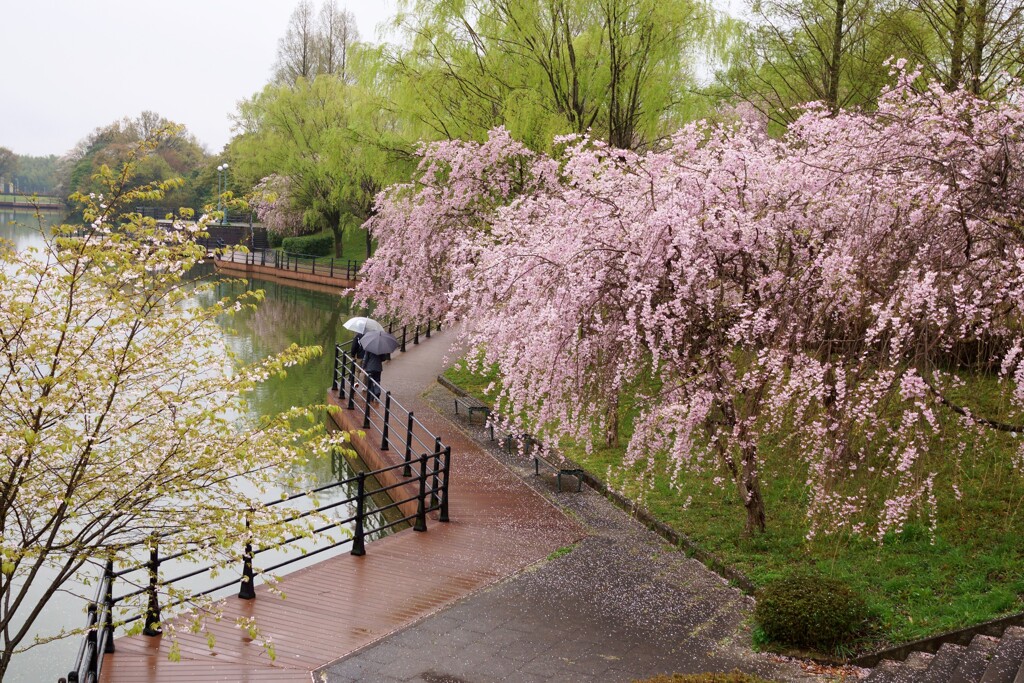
[100,329,584,682]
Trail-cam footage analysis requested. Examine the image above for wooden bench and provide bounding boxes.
[503,433,584,492]
[453,394,494,440]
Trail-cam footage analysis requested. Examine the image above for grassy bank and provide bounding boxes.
[443,362,1024,651]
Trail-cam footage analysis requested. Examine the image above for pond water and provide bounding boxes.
[2,213,383,681]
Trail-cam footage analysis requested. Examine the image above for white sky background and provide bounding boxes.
[0,0,398,157]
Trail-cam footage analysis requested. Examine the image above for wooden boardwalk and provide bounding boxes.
[100,329,584,682]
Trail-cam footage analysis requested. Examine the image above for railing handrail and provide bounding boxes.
[60,328,451,683]
[216,247,366,281]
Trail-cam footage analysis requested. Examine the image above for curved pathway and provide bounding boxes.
[99,328,582,682]
[100,327,854,682]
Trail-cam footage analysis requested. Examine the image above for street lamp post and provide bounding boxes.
[216,163,229,225]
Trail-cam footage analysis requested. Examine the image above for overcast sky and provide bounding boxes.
[0,0,397,158]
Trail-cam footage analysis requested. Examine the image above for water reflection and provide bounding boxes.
[0,208,66,251]
[3,220,389,681]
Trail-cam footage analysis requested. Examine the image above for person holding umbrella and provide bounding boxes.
[343,317,384,362]
[357,329,401,403]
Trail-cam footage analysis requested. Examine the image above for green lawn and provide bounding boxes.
[276,226,373,263]
[444,361,1024,652]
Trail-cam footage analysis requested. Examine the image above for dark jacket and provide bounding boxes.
[352,333,364,360]
[363,351,384,373]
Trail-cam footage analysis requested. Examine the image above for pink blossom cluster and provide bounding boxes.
[358,68,1024,536]
[250,174,306,237]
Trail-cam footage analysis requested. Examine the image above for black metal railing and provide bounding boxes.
[135,206,256,225]
[60,362,451,683]
[218,248,365,281]
[331,340,446,482]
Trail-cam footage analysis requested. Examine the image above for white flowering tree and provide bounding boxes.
[0,131,343,676]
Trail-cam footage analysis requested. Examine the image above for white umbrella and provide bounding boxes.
[343,317,385,334]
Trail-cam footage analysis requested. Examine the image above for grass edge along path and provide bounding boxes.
[442,362,1024,656]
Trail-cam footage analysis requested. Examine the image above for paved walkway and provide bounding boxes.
[319,330,860,683]
[99,328,582,682]
[101,326,860,682]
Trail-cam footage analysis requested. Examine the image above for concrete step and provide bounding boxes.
[950,635,1001,683]
[890,651,936,681]
[922,643,969,683]
[980,627,1024,683]
[866,659,903,683]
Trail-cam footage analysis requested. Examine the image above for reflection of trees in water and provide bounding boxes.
[196,277,370,448]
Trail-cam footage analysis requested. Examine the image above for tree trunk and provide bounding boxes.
[949,0,967,89]
[604,397,620,447]
[741,443,767,534]
[970,0,988,95]
[333,218,345,258]
[827,0,847,114]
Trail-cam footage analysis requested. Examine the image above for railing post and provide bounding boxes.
[414,454,429,532]
[346,358,358,411]
[143,538,162,636]
[362,380,372,428]
[381,392,392,451]
[426,319,431,338]
[239,512,256,600]
[261,250,266,266]
[347,355,357,411]
[103,559,115,653]
[351,472,366,556]
[431,437,442,509]
[401,325,407,352]
[404,412,414,477]
[332,344,341,393]
[414,323,420,345]
[440,446,451,522]
[330,259,334,278]
[83,602,98,678]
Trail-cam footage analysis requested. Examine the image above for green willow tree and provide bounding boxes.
[386,0,716,151]
[231,60,411,258]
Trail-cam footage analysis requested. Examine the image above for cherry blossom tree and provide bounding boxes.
[250,174,306,238]
[359,69,1024,536]
[0,131,344,675]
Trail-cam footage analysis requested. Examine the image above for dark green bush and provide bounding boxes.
[754,571,873,653]
[267,230,284,248]
[281,231,333,257]
[633,673,775,683]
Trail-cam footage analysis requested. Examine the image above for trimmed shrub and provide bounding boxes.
[267,230,284,248]
[633,673,775,683]
[754,571,873,653]
[281,231,333,257]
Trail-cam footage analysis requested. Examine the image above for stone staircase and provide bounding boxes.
[251,227,269,251]
[866,626,1024,682]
